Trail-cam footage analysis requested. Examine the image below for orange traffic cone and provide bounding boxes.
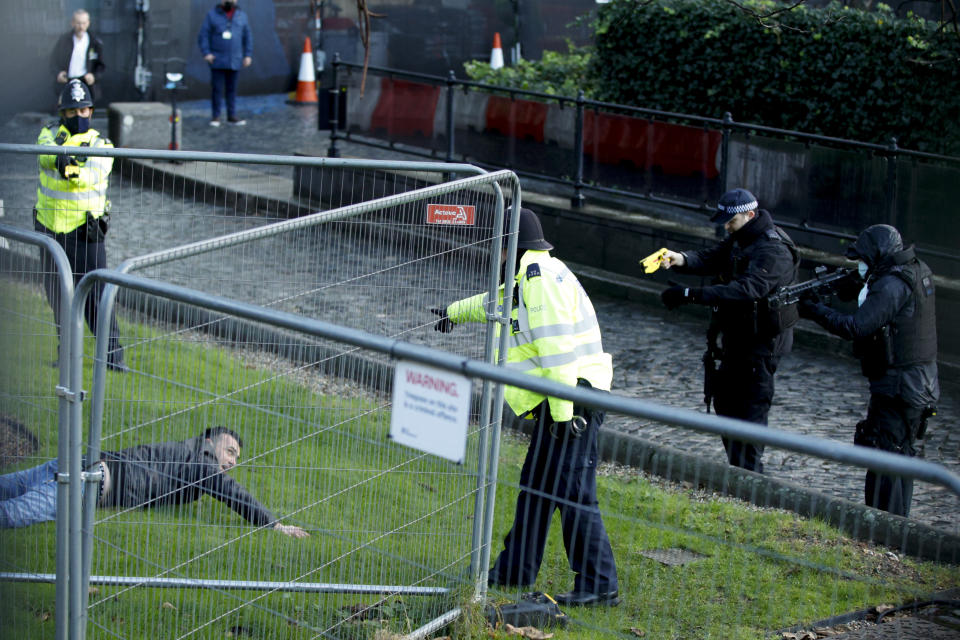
[289,37,317,104]
[489,32,504,70]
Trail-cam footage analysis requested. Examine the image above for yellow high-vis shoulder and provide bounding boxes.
[446,250,612,423]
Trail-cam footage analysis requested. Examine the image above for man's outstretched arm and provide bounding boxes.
[273,522,309,538]
[203,472,310,538]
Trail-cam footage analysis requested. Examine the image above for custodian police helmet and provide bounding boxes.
[58,79,94,111]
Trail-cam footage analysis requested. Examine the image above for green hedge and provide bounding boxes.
[591,0,960,153]
[463,42,594,97]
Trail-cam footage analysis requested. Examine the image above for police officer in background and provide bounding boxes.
[799,225,938,517]
[432,208,619,607]
[35,79,125,371]
[656,188,799,473]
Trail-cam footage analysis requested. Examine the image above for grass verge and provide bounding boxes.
[0,281,956,639]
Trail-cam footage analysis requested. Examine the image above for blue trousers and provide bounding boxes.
[0,459,59,528]
[210,68,239,120]
[489,391,619,594]
[35,219,124,364]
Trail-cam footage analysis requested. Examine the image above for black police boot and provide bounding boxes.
[106,347,128,373]
[553,589,620,607]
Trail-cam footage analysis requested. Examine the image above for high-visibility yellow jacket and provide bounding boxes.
[446,250,612,422]
[35,124,113,234]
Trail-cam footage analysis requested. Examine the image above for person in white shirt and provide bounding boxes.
[50,9,106,105]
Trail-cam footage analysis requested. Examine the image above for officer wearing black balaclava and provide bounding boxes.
[34,79,126,372]
[800,224,939,517]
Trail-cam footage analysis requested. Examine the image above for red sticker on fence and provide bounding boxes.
[426,204,476,226]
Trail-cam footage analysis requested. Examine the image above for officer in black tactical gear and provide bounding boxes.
[799,224,939,517]
[656,188,800,473]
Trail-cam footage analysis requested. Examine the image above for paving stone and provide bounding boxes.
[825,617,960,640]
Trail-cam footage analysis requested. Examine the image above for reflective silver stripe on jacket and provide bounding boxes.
[38,182,107,201]
[515,316,598,343]
[85,156,112,176]
[505,340,604,372]
[513,257,601,346]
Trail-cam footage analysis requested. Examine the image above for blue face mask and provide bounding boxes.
[63,114,90,135]
[857,260,869,278]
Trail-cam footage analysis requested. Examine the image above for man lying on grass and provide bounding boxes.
[0,426,309,538]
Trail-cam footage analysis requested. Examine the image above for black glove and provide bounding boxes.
[798,297,821,320]
[661,285,698,310]
[55,154,75,178]
[431,307,454,333]
[833,271,864,302]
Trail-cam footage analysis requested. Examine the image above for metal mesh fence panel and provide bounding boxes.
[71,170,518,639]
[0,226,73,638]
[70,264,960,640]
[84,304,479,640]
[0,145,492,277]
[0,144,517,638]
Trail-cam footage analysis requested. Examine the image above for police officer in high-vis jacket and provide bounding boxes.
[800,225,938,517]
[432,208,619,607]
[35,79,125,371]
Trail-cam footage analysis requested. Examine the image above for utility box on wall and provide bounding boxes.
[108,102,180,149]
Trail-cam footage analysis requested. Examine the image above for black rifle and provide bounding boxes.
[702,320,721,413]
[768,265,854,308]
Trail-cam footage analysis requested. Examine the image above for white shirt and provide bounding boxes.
[68,32,89,79]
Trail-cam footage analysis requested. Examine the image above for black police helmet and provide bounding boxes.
[58,79,93,111]
[711,188,758,224]
[845,224,903,267]
[512,207,553,251]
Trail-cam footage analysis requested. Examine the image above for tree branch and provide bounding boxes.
[355,0,383,97]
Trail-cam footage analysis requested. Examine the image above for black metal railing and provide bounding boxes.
[325,56,960,267]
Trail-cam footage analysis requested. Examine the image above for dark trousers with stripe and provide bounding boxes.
[36,219,123,364]
[489,387,618,594]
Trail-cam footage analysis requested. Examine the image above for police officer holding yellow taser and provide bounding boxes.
[432,207,619,607]
[35,79,125,371]
[649,188,799,473]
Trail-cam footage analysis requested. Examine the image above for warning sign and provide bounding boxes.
[426,204,476,226]
[389,361,471,463]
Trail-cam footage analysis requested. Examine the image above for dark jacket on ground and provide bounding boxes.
[50,30,106,81]
[197,5,253,70]
[100,434,275,526]
[677,209,799,357]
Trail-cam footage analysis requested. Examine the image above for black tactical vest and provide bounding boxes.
[854,251,937,375]
[890,258,937,366]
[723,227,800,339]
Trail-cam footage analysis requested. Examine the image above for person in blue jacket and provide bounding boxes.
[197,1,253,126]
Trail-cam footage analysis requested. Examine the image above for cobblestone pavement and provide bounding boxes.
[2,96,957,535]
